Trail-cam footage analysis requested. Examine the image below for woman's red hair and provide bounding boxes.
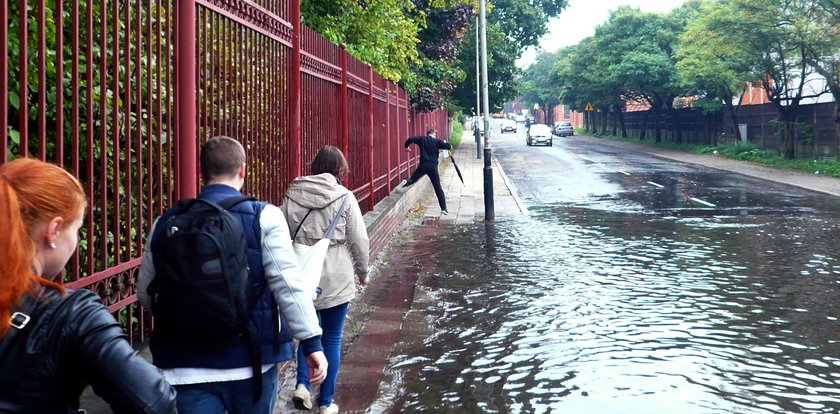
[0,158,86,337]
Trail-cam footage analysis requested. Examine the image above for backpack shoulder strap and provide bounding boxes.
[217,195,258,210]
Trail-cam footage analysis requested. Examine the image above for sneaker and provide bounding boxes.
[441,210,449,215]
[292,384,312,410]
[399,179,407,187]
[319,403,339,414]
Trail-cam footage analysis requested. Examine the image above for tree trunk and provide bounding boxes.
[611,107,618,136]
[640,111,648,140]
[704,113,712,146]
[653,106,662,143]
[783,115,797,159]
[672,107,683,144]
[618,109,627,138]
[600,111,606,135]
[725,99,741,142]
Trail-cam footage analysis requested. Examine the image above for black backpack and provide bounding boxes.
[149,196,266,401]
[149,196,257,347]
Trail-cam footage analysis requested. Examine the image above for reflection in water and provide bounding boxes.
[375,205,840,413]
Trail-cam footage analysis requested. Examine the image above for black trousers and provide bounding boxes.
[405,161,447,211]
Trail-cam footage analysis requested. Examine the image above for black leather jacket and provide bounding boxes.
[0,287,177,413]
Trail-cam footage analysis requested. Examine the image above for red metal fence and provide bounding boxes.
[2,0,449,344]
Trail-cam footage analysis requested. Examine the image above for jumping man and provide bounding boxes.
[399,129,452,215]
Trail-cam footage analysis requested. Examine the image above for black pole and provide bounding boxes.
[483,146,494,220]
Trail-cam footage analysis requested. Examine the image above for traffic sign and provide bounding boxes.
[584,103,595,112]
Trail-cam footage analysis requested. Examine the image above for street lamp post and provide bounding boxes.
[475,18,481,160]
[479,0,494,220]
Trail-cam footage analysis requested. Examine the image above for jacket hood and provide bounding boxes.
[285,173,348,209]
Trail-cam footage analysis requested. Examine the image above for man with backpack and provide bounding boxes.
[138,136,327,413]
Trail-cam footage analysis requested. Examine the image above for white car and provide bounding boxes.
[526,124,553,146]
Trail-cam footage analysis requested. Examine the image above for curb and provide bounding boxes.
[572,134,840,197]
[490,151,528,215]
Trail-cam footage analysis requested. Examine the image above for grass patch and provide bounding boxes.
[450,119,463,148]
[589,132,840,178]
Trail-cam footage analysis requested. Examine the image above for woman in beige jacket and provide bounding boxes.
[282,146,369,414]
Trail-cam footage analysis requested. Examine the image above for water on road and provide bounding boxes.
[371,135,840,413]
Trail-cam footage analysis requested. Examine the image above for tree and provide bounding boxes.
[407,0,474,111]
[676,0,754,144]
[301,0,424,83]
[699,0,830,159]
[802,0,840,138]
[520,51,563,125]
[450,23,522,112]
[593,6,686,143]
[450,0,569,112]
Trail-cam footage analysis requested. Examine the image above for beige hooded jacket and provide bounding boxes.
[282,173,370,310]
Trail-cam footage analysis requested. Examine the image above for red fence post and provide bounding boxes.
[289,0,302,179]
[176,0,197,199]
[395,89,401,180]
[0,0,6,162]
[368,65,375,211]
[340,44,349,156]
[385,82,391,192]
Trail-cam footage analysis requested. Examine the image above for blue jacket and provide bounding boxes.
[146,184,320,369]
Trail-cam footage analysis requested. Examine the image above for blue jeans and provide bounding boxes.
[174,365,278,414]
[297,302,349,407]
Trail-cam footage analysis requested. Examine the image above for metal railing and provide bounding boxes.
[2,0,448,344]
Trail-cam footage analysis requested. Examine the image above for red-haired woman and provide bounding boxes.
[0,158,176,413]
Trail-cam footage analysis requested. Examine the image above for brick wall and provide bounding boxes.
[363,177,432,264]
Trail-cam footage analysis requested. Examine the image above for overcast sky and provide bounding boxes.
[516,0,688,68]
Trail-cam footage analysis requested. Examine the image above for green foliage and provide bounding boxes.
[449,117,463,147]
[6,1,181,285]
[302,0,423,82]
[520,50,563,121]
[676,0,753,114]
[450,0,569,112]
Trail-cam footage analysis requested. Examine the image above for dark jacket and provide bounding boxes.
[405,135,452,164]
[0,287,177,413]
[148,184,298,369]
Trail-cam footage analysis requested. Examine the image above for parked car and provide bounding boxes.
[526,124,553,146]
[501,119,517,133]
[554,121,574,137]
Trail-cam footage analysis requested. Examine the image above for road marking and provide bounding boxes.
[618,170,631,176]
[691,197,716,207]
[646,181,664,188]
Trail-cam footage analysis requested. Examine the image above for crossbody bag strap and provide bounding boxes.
[323,194,350,240]
[292,209,314,241]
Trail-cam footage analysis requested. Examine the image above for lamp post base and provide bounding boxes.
[483,147,494,221]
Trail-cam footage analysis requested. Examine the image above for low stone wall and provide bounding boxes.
[363,178,431,265]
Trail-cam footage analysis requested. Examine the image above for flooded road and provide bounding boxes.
[370,130,840,413]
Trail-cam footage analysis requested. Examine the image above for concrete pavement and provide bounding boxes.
[423,131,527,223]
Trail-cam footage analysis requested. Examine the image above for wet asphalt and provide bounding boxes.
[329,121,840,413]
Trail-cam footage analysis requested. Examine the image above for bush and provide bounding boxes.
[449,119,463,148]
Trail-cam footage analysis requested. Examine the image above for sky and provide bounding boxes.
[516,0,688,68]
